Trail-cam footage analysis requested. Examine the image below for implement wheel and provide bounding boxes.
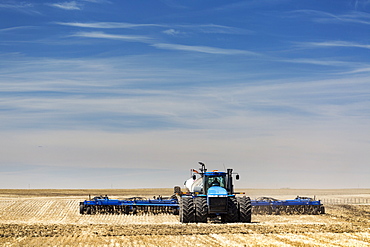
[86,206,91,215]
[180,197,195,223]
[194,197,208,223]
[237,196,252,223]
[320,205,325,214]
[79,204,85,214]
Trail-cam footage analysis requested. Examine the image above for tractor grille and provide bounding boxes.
[208,197,227,213]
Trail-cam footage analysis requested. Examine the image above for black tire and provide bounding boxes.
[237,196,252,223]
[320,205,325,214]
[296,205,305,214]
[91,206,97,215]
[222,197,239,223]
[194,197,208,223]
[179,197,195,223]
[86,206,91,215]
[275,206,281,215]
[312,206,320,215]
[173,207,180,215]
[266,206,273,215]
[79,205,85,214]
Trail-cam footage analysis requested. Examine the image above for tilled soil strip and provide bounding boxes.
[0,223,366,238]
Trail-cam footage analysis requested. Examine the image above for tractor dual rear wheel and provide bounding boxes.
[194,197,208,223]
[237,196,252,223]
[179,197,195,223]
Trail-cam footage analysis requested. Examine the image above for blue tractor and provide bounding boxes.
[178,162,251,223]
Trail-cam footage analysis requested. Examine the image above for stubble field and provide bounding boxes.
[0,188,369,246]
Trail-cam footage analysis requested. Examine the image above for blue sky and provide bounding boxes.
[1,0,370,189]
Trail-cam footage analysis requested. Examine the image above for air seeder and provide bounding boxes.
[79,162,325,222]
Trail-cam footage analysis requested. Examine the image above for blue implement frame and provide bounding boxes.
[79,196,324,215]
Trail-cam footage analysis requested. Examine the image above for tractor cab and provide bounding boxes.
[203,171,227,195]
[184,162,238,195]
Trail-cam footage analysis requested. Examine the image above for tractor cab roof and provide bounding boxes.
[204,171,226,176]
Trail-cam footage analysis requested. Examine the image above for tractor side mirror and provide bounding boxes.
[236,174,239,180]
[192,174,196,180]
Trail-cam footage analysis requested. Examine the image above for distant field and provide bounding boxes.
[1,188,370,198]
[0,188,175,197]
[0,189,369,246]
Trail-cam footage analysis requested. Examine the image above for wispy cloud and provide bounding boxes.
[71,31,153,43]
[152,43,258,55]
[162,29,183,36]
[280,58,358,67]
[0,2,39,14]
[0,3,33,8]
[57,22,163,29]
[1,54,368,130]
[0,26,36,33]
[177,24,251,35]
[279,57,370,74]
[298,41,370,49]
[351,0,370,10]
[55,22,250,35]
[68,29,256,55]
[48,1,81,10]
[343,66,370,74]
[290,9,370,25]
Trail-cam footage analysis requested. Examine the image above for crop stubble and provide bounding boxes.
[0,189,369,246]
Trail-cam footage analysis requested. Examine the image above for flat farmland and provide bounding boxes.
[0,189,369,246]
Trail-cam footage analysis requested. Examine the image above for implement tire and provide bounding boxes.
[195,197,208,223]
[180,197,195,223]
[86,206,91,215]
[79,204,85,214]
[320,205,325,214]
[237,196,252,223]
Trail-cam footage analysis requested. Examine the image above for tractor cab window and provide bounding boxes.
[204,174,226,193]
